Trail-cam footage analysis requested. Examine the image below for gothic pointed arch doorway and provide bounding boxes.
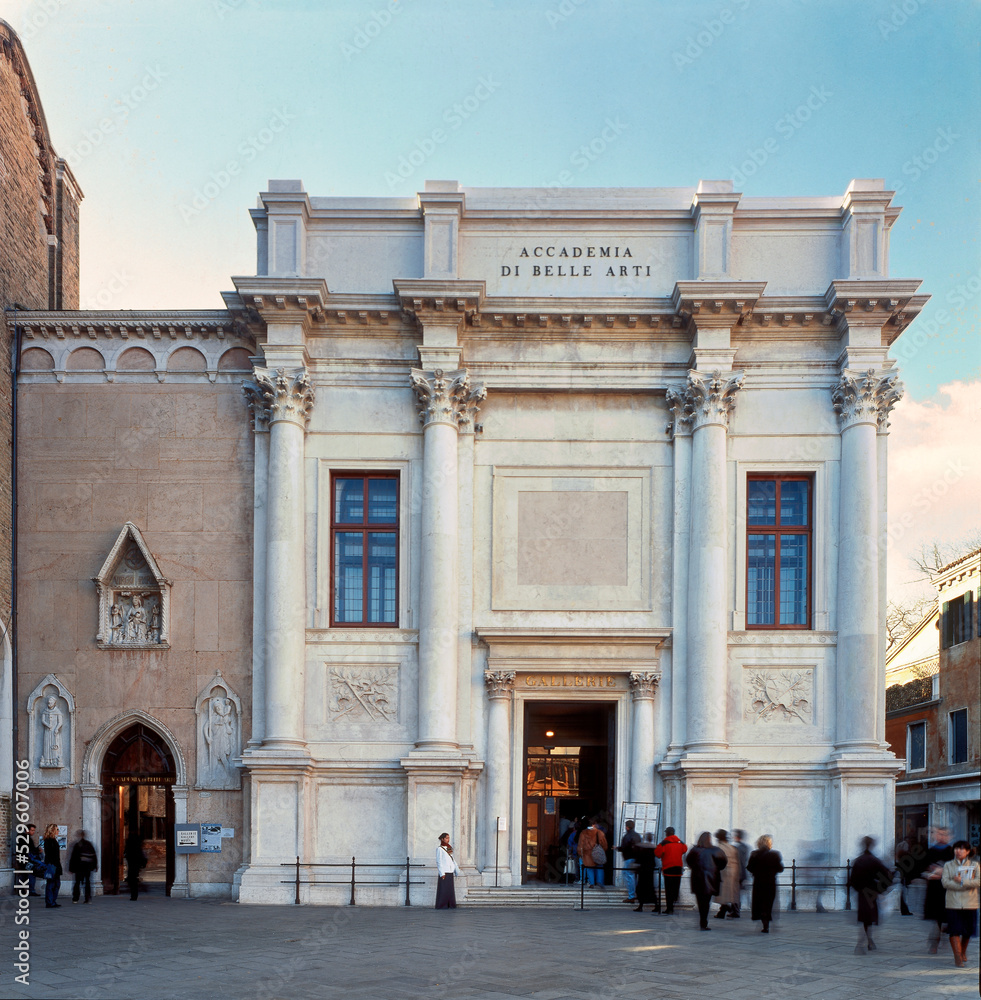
[100,723,176,895]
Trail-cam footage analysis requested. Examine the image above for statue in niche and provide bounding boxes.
[204,696,235,772]
[40,696,64,768]
[149,603,161,643]
[110,603,125,643]
[126,594,149,642]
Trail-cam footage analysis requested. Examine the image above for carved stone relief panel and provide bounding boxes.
[27,674,75,785]
[743,667,814,725]
[327,665,399,724]
[94,522,171,649]
[195,671,242,789]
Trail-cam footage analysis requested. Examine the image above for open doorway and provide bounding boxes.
[100,723,175,895]
[522,701,615,884]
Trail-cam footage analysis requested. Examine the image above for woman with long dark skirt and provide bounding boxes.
[435,832,460,909]
[747,834,784,933]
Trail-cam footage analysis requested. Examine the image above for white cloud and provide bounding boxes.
[887,379,981,602]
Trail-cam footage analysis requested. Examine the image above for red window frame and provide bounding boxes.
[329,472,400,628]
[746,474,813,630]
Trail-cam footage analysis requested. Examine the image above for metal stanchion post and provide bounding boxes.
[295,855,300,905]
[791,859,797,910]
[350,856,356,906]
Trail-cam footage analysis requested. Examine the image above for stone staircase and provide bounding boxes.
[465,884,638,908]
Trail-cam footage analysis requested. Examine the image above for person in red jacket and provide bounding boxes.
[655,827,688,914]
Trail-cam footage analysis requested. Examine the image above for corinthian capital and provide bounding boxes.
[831,368,904,431]
[243,367,315,430]
[629,670,661,700]
[665,386,693,438]
[410,368,486,429]
[681,370,744,430]
[484,670,516,699]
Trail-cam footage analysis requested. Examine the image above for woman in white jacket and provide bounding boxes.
[435,832,461,909]
[942,840,980,968]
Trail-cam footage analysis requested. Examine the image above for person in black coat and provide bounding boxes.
[41,823,63,908]
[124,833,147,901]
[68,830,99,904]
[922,826,954,953]
[746,833,784,933]
[633,832,658,912]
[847,836,892,954]
[686,831,727,930]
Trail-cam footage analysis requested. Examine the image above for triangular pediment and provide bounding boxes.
[95,522,169,589]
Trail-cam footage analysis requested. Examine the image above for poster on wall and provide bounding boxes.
[200,824,222,853]
[617,802,661,850]
[56,825,68,850]
[175,824,200,854]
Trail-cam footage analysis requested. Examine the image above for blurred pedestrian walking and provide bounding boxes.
[847,836,891,954]
[686,832,727,930]
[746,833,783,933]
[655,827,687,914]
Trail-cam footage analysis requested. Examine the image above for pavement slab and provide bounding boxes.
[2,893,977,999]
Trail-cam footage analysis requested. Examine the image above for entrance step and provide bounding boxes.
[466,885,637,908]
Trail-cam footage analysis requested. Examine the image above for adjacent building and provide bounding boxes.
[887,549,980,849]
[0,17,82,888]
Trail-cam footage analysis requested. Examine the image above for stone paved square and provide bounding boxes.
[4,894,978,999]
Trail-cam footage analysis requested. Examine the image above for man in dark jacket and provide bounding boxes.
[655,827,688,914]
[686,831,727,930]
[618,820,641,902]
[68,829,99,904]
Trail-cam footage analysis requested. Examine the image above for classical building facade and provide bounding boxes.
[15,174,932,902]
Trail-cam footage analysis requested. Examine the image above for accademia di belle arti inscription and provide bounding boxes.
[500,245,654,279]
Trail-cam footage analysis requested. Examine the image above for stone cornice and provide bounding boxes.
[394,278,486,322]
[672,281,767,329]
[12,309,249,345]
[228,276,331,328]
[823,280,928,341]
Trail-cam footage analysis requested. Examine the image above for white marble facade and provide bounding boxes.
[217,177,930,904]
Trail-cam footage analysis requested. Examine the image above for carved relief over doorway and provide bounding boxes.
[94,523,171,649]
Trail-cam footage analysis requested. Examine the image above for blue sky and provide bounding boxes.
[7,0,981,595]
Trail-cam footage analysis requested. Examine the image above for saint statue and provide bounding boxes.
[127,595,149,642]
[204,696,235,772]
[110,603,125,643]
[40,695,64,768]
